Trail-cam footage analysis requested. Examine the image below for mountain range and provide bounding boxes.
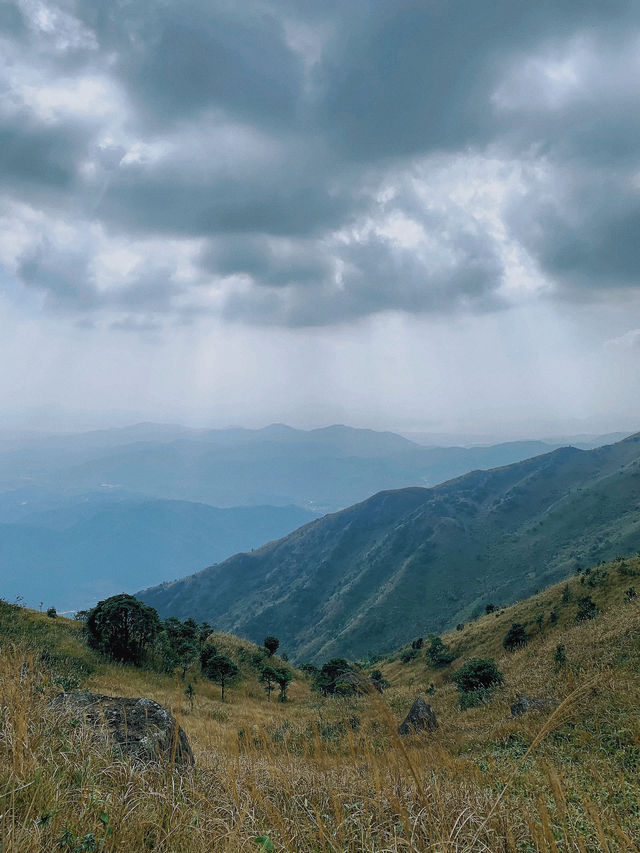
[139,433,640,662]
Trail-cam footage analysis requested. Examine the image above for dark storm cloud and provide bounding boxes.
[2,0,640,325]
[0,115,88,196]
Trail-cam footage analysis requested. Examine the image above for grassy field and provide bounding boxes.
[1,555,640,851]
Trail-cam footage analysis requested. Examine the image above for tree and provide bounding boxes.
[315,658,354,696]
[46,606,57,618]
[274,667,292,702]
[503,623,528,651]
[576,595,599,622]
[452,658,504,708]
[485,603,497,614]
[426,636,454,668]
[201,653,238,701]
[264,636,279,657]
[260,665,278,701]
[369,669,389,693]
[175,637,199,680]
[85,594,160,665]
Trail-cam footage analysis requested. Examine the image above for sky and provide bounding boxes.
[1,0,640,439]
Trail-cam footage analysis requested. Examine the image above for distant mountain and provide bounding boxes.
[0,497,314,612]
[139,433,640,662]
[0,422,571,512]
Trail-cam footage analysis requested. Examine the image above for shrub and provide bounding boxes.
[485,603,497,614]
[452,658,504,708]
[503,623,528,651]
[585,567,608,588]
[369,669,389,693]
[411,637,424,650]
[426,636,454,668]
[553,643,567,669]
[561,584,572,604]
[46,607,57,618]
[400,648,419,664]
[625,587,637,602]
[576,595,600,622]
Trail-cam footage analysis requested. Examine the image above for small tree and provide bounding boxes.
[85,594,160,666]
[485,603,497,614]
[411,637,424,650]
[452,658,504,708]
[202,653,238,701]
[46,606,57,618]
[576,596,599,622]
[553,643,567,669]
[503,623,528,651]
[426,636,454,668]
[561,584,572,605]
[315,658,354,696]
[264,636,279,657]
[369,669,389,693]
[184,682,195,712]
[274,667,292,702]
[260,665,278,701]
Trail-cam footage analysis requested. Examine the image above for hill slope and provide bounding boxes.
[139,433,640,661]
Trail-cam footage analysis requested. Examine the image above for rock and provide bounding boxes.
[510,695,559,717]
[398,696,438,735]
[54,692,194,765]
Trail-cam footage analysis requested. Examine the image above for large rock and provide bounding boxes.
[54,693,194,766]
[510,695,559,717]
[398,696,438,735]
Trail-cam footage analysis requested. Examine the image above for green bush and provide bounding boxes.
[503,622,528,651]
[426,636,454,668]
[400,648,419,664]
[452,658,504,692]
[576,595,600,622]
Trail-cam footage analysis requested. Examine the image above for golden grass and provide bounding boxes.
[1,556,640,851]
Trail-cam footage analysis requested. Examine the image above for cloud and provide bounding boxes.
[1,0,640,327]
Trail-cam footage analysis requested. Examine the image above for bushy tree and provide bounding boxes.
[369,669,390,693]
[315,658,355,696]
[426,636,454,668]
[576,595,599,622]
[260,665,278,701]
[503,623,528,651]
[274,667,292,702]
[46,607,57,618]
[85,594,160,665]
[264,635,280,656]
[201,653,238,701]
[452,658,504,708]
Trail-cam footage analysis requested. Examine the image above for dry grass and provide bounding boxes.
[1,557,640,851]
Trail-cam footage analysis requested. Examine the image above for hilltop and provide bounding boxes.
[140,432,640,661]
[1,552,639,850]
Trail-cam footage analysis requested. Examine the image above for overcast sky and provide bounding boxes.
[1,0,639,438]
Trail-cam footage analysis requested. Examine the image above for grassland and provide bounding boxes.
[1,554,640,851]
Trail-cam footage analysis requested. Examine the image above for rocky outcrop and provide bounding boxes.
[54,692,194,765]
[510,695,559,717]
[398,696,438,735]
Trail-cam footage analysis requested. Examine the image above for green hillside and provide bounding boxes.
[2,553,639,850]
[139,433,640,661]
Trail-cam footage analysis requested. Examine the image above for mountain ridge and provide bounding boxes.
[139,433,640,661]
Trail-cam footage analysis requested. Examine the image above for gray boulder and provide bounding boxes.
[54,692,194,765]
[511,695,559,717]
[398,696,438,735]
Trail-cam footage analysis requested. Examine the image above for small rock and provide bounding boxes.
[54,692,194,765]
[398,696,438,735]
[510,695,559,717]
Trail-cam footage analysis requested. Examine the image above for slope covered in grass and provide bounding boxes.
[2,553,640,850]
